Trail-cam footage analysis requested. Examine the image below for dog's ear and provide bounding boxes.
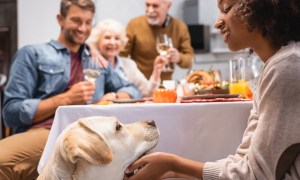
[63,119,113,165]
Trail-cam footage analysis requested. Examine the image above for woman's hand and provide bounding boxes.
[154,55,169,71]
[151,55,168,82]
[87,42,108,68]
[124,152,175,180]
[124,152,204,180]
[97,92,118,102]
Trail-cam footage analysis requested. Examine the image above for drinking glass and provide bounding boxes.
[83,60,101,83]
[156,34,173,72]
[82,59,101,104]
[243,55,259,99]
[229,56,247,98]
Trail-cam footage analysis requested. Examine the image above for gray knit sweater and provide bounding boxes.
[203,42,300,180]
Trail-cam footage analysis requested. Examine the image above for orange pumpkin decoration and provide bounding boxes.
[153,87,177,103]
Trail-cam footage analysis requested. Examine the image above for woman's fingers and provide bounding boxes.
[125,157,148,175]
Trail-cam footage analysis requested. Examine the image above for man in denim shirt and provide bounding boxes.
[0,0,141,179]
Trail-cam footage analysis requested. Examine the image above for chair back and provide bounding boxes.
[0,74,7,139]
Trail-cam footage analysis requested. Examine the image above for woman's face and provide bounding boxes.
[97,30,122,61]
[215,0,255,51]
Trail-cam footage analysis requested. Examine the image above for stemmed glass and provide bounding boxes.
[156,34,173,72]
[82,59,101,104]
[83,60,101,82]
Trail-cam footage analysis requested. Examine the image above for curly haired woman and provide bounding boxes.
[124,0,300,179]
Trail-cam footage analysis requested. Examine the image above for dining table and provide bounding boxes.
[38,101,253,174]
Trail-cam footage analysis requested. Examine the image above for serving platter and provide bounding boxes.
[112,99,146,104]
[182,94,240,100]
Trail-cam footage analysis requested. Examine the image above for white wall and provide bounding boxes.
[18,0,61,47]
[17,0,185,48]
[94,0,185,26]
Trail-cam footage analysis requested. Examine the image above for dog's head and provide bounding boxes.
[39,116,159,180]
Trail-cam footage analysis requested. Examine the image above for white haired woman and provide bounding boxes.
[89,19,168,97]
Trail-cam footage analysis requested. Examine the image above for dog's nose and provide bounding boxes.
[147,120,156,127]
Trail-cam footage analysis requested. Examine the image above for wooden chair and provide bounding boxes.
[0,74,7,139]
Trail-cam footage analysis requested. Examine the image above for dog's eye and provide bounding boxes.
[116,122,122,131]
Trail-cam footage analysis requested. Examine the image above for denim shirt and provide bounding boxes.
[2,39,141,133]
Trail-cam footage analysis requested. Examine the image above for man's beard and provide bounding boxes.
[64,29,87,46]
[146,13,160,26]
[147,18,160,26]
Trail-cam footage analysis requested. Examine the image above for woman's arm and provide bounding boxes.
[125,152,204,180]
[86,42,108,68]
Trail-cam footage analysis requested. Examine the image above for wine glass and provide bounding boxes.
[83,60,101,83]
[82,59,101,104]
[156,34,173,72]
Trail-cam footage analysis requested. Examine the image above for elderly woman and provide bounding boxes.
[89,19,168,97]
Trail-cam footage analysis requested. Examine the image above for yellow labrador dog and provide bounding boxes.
[38,116,159,180]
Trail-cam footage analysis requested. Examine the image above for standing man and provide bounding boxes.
[120,0,194,81]
[0,0,141,179]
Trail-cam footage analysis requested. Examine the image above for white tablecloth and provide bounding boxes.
[38,102,253,173]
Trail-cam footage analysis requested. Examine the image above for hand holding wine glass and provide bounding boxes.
[82,59,101,104]
[83,60,101,83]
[156,34,173,72]
[156,34,170,56]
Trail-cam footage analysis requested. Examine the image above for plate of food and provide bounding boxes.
[112,99,146,104]
[182,94,240,100]
[183,70,230,96]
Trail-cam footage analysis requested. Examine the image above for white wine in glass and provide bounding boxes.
[156,34,173,72]
[156,43,170,56]
[83,69,100,82]
[164,37,173,72]
[82,59,101,104]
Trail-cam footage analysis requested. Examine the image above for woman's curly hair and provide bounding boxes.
[234,0,300,47]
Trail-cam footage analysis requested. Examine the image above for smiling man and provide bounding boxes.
[0,0,141,179]
[120,0,194,81]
